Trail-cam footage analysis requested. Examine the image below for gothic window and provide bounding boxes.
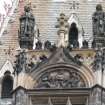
[69,23,78,45]
[1,71,13,98]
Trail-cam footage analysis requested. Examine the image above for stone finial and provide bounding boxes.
[56,13,69,47]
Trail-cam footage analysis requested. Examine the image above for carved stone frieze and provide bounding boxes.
[35,40,42,50]
[82,40,88,49]
[37,70,85,88]
[44,40,51,50]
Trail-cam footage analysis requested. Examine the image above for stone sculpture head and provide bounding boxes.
[24,5,31,12]
[96,4,103,11]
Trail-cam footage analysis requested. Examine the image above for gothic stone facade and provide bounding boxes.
[0,0,105,105]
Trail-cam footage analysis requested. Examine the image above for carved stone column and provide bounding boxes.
[56,13,69,47]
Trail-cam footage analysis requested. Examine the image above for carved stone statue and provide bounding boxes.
[92,49,102,71]
[72,39,79,48]
[35,40,42,50]
[82,40,88,49]
[92,4,105,36]
[37,70,85,88]
[19,5,35,49]
[44,40,51,50]
[14,50,27,74]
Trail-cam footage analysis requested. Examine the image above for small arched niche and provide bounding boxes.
[69,22,78,46]
[68,13,84,47]
[1,71,13,98]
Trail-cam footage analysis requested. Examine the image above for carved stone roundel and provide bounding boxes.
[37,70,86,88]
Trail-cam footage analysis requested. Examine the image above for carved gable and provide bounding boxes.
[31,48,89,89]
[32,47,82,71]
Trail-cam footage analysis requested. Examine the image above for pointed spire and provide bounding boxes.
[48,97,53,105]
[66,97,72,105]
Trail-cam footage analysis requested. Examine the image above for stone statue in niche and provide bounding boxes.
[37,70,85,88]
[92,4,105,36]
[19,5,35,49]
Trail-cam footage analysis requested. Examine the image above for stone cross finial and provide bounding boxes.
[56,13,69,47]
[69,1,79,10]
